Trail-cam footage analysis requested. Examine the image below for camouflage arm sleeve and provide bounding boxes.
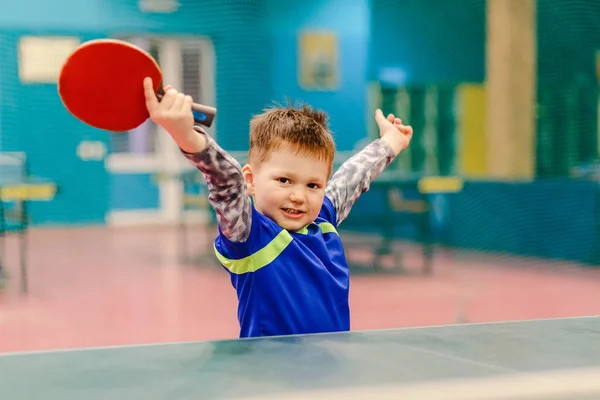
[181,127,252,243]
[325,138,396,226]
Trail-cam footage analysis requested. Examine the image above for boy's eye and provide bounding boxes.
[307,183,320,189]
[278,177,290,184]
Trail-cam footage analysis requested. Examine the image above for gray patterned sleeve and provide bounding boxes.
[325,138,396,226]
[181,126,252,243]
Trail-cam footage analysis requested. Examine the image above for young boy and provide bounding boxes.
[143,78,413,338]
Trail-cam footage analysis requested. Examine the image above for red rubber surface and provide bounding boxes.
[58,39,162,132]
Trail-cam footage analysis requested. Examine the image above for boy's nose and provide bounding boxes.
[289,189,305,203]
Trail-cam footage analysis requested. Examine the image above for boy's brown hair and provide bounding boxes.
[248,102,336,170]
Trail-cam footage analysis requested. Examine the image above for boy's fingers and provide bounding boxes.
[143,77,159,113]
[173,92,185,110]
[182,95,193,111]
[375,109,389,126]
[160,88,178,109]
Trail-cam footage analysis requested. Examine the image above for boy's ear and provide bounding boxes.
[242,164,255,196]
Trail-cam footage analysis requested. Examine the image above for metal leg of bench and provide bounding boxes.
[0,200,7,288]
[19,200,28,293]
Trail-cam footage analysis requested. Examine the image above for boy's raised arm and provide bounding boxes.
[144,78,252,243]
[325,109,413,226]
[182,128,252,243]
[325,139,395,226]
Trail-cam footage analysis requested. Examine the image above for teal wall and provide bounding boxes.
[370,0,485,85]
[265,0,371,150]
[536,0,599,178]
[110,174,160,211]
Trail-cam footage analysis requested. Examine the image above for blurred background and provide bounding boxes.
[1,0,599,352]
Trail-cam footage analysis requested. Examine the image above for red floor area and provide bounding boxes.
[1,225,599,353]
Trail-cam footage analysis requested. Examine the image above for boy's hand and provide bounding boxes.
[143,77,206,153]
[375,109,413,156]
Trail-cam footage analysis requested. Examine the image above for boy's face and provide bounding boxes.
[243,144,330,231]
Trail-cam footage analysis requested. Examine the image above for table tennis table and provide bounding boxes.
[0,153,57,292]
[341,172,463,275]
[2,316,599,399]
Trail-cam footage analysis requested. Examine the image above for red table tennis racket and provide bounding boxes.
[58,38,216,132]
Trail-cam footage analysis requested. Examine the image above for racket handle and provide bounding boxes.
[191,103,216,128]
[155,88,216,128]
